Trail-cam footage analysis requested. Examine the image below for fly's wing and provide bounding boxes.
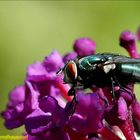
[104,55,140,66]
[113,55,140,63]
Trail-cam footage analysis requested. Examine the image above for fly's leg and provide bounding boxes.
[72,94,78,114]
[112,75,134,100]
[116,82,134,100]
[117,83,132,94]
[68,86,75,96]
[65,87,78,116]
[65,96,78,116]
[110,77,116,100]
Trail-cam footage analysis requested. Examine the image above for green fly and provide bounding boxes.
[58,53,140,102]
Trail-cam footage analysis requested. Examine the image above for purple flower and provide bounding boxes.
[69,92,105,135]
[26,50,70,106]
[105,97,128,125]
[27,130,70,140]
[24,81,39,110]
[1,82,40,129]
[118,29,140,139]
[63,52,77,63]
[43,50,64,72]
[119,30,139,58]
[25,96,80,140]
[132,99,140,121]
[25,93,105,140]
[105,95,136,140]
[73,38,96,57]
[131,99,140,135]
[2,28,140,140]
[115,84,134,106]
[1,86,28,129]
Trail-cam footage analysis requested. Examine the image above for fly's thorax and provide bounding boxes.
[77,57,117,87]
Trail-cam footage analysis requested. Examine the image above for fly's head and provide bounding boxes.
[57,60,78,96]
[63,60,78,84]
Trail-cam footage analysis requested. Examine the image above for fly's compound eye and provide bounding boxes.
[64,61,77,84]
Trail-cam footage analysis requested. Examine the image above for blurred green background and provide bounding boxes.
[1,1,140,136]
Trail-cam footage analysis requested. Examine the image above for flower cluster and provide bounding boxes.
[1,28,140,140]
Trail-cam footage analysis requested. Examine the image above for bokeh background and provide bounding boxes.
[1,1,140,136]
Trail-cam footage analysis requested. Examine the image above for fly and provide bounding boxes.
[58,53,140,110]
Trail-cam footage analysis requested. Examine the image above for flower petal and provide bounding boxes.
[43,50,64,72]
[25,108,52,135]
[63,52,77,63]
[73,38,96,57]
[69,93,104,135]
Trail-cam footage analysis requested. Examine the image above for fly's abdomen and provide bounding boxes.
[117,63,140,83]
[131,64,140,82]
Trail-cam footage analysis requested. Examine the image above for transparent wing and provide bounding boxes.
[113,55,140,63]
[103,55,140,66]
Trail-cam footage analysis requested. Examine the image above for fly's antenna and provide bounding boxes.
[56,60,74,75]
[56,68,64,75]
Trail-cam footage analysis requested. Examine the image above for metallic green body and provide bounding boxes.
[77,53,140,87]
